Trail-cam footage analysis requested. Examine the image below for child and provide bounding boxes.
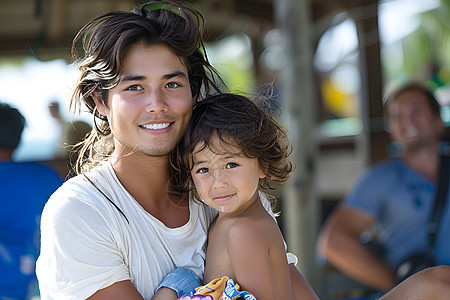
[160,93,450,300]
[170,93,297,300]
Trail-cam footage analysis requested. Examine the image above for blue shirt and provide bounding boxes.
[343,158,450,268]
[0,161,63,299]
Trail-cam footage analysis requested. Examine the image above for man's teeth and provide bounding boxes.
[405,126,418,137]
[141,123,171,129]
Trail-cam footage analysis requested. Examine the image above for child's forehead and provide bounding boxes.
[192,134,245,159]
[194,139,241,156]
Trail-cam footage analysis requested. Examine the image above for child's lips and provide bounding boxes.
[213,194,235,202]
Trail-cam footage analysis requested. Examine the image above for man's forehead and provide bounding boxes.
[121,43,187,70]
[392,92,429,108]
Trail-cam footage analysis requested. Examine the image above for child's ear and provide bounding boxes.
[92,92,107,116]
[258,161,268,179]
[259,169,266,179]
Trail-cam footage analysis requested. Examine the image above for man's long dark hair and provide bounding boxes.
[70,1,222,174]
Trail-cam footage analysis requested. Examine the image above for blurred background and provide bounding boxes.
[1,0,450,298]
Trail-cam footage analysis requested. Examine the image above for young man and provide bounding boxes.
[36,2,316,299]
[318,83,450,292]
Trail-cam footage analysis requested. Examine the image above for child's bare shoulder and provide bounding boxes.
[227,214,279,245]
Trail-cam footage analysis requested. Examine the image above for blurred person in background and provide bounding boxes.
[0,102,63,299]
[48,100,91,175]
[318,82,450,295]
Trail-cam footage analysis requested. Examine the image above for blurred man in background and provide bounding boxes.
[0,102,63,299]
[318,83,450,294]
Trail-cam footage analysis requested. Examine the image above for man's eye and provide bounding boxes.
[127,85,142,91]
[166,82,180,89]
[196,167,209,174]
[226,162,239,169]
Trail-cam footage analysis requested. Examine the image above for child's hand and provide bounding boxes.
[178,295,213,300]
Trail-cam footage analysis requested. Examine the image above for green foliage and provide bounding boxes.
[388,2,450,88]
[213,62,254,94]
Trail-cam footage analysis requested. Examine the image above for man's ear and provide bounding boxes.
[437,118,446,138]
[193,92,199,106]
[92,92,107,116]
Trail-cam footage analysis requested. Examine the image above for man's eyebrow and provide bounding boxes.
[163,70,188,80]
[119,71,188,83]
[120,74,146,82]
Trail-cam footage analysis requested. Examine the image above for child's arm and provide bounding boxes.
[227,218,294,300]
[288,264,320,299]
[154,267,203,300]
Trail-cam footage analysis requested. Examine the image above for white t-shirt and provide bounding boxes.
[36,161,216,299]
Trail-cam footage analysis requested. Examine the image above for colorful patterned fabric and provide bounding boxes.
[179,276,257,300]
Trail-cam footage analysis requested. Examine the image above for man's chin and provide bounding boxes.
[141,149,172,157]
[139,143,180,157]
[403,140,427,152]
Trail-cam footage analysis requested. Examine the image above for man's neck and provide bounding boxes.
[110,151,190,228]
[403,143,441,183]
[111,152,171,203]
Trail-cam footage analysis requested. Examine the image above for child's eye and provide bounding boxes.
[126,85,143,91]
[165,82,180,89]
[226,162,239,169]
[196,167,209,174]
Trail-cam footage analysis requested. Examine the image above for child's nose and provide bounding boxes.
[212,170,228,189]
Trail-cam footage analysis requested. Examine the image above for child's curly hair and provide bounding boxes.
[170,93,294,197]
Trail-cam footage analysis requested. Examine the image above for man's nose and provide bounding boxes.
[399,114,415,127]
[145,88,168,113]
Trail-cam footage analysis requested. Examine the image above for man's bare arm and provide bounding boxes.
[380,266,450,300]
[318,208,395,291]
[87,280,143,300]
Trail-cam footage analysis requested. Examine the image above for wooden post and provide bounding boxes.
[274,0,320,291]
